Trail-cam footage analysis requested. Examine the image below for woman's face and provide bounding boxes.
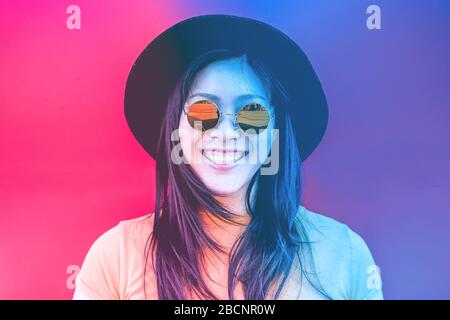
[177,57,275,196]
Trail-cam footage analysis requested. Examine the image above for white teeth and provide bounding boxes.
[203,150,246,165]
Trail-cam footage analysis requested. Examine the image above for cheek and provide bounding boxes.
[178,116,202,162]
[247,132,273,166]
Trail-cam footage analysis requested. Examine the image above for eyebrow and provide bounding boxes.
[187,92,269,102]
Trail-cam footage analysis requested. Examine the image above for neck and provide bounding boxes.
[213,175,259,216]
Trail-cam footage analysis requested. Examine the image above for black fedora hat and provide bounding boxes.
[124,14,328,161]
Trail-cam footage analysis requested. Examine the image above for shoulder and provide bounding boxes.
[83,213,155,262]
[298,205,383,300]
[75,213,155,300]
[118,213,155,241]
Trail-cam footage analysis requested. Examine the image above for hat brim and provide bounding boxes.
[124,14,328,162]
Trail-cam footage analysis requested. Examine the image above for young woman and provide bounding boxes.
[73,15,383,300]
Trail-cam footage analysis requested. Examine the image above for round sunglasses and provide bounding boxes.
[183,99,273,133]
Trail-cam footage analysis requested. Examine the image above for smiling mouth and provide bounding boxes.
[201,149,249,166]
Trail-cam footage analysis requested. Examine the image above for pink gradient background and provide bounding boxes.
[0,0,170,299]
[1,1,449,299]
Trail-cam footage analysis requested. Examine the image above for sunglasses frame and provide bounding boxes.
[183,99,275,133]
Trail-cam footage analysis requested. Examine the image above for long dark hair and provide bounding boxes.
[144,49,325,299]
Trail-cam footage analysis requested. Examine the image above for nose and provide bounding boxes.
[208,113,241,141]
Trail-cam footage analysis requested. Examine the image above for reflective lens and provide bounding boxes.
[237,103,270,132]
[186,100,219,131]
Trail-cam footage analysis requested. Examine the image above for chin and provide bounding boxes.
[202,178,245,195]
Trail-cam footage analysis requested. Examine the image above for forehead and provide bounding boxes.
[189,57,270,100]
